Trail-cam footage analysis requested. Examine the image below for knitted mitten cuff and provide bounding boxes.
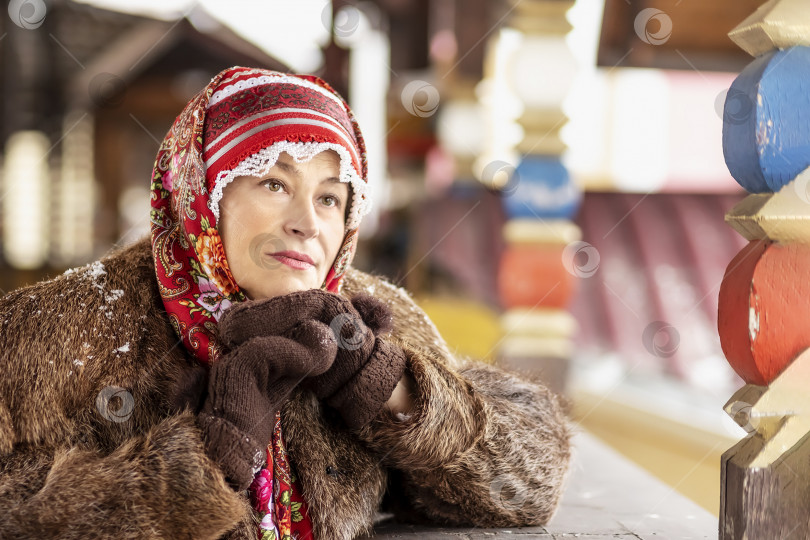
[326,338,408,430]
[197,413,266,491]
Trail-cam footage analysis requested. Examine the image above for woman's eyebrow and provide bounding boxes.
[274,160,299,176]
[273,162,341,185]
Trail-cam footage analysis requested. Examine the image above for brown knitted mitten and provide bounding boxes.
[199,312,336,491]
[216,289,350,349]
[212,289,406,435]
[306,293,407,430]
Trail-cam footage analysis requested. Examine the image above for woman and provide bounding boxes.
[0,67,572,540]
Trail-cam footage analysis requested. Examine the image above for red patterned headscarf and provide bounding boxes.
[150,66,369,365]
[149,66,370,539]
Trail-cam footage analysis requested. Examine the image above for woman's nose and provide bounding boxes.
[284,198,318,239]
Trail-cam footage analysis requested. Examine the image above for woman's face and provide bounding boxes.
[218,150,349,300]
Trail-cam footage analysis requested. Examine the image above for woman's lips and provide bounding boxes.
[268,251,315,270]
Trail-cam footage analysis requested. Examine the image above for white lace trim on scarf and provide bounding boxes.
[208,74,347,110]
[207,141,371,231]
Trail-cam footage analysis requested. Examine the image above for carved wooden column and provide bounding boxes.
[718,0,810,537]
[488,0,582,396]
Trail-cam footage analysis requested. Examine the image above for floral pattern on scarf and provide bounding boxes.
[249,411,312,540]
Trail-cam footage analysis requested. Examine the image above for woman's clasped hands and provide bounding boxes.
[193,289,406,491]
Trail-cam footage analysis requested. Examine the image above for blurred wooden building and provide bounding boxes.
[0,0,286,291]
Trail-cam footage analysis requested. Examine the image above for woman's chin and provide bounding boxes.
[244,280,319,300]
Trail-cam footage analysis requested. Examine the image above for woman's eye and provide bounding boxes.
[262,180,284,192]
[322,195,341,208]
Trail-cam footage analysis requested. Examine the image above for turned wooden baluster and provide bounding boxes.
[494,0,583,396]
[718,0,810,537]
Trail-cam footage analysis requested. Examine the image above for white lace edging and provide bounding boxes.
[207,74,346,110]
[207,141,371,230]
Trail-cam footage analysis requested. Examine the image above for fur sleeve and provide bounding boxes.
[0,241,253,539]
[0,278,90,452]
[344,269,573,527]
[0,248,150,452]
[356,344,573,527]
[0,412,252,539]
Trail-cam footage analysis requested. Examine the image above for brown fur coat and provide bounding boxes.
[0,236,572,539]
